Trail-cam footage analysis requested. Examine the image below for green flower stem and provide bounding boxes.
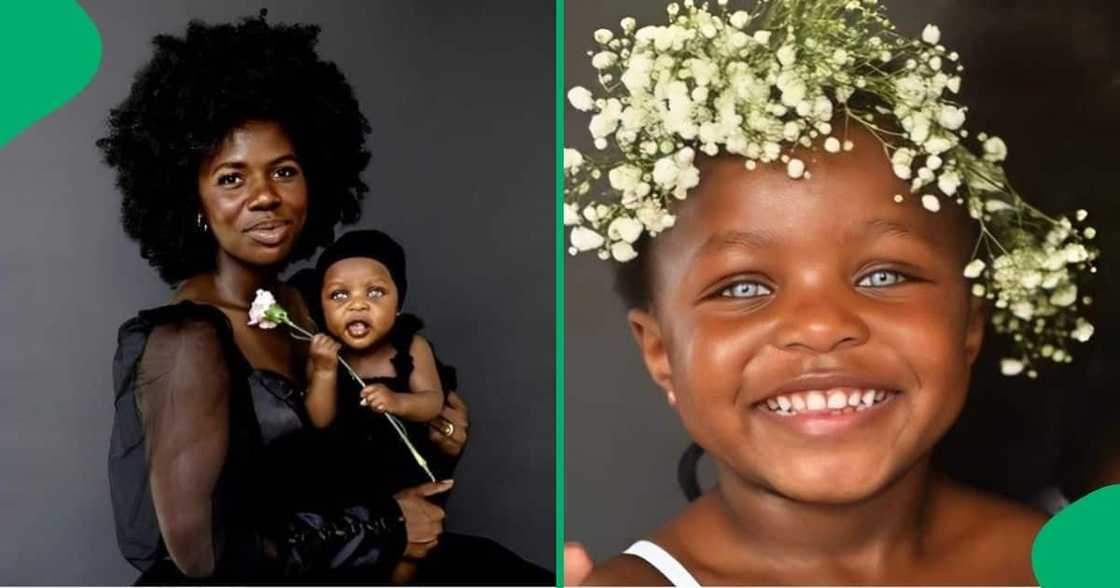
[280,317,436,483]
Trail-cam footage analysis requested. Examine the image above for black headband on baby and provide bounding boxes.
[315,229,408,309]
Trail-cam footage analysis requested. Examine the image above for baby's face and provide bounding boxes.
[631,128,985,504]
[320,257,399,351]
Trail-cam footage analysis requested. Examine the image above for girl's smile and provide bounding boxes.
[629,125,987,504]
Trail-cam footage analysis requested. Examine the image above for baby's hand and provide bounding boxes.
[360,383,400,414]
[309,334,341,375]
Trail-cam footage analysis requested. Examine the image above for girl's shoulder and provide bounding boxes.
[927,477,1046,584]
[584,553,673,586]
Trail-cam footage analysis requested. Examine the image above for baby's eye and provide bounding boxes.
[720,281,773,299]
[217,173,242,187]
[857,270,907,288]
[329,289,348,302]
[367,287,385,298]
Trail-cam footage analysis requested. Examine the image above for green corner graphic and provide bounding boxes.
[1032,484,1120,587]
[0,1,102,148]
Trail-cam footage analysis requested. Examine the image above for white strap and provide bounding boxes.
[623,540,701,587]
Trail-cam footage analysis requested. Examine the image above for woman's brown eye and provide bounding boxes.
[274,166,299,179]
[217,173,241,186]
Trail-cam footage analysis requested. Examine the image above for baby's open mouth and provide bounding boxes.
[754,388,900,417]
[345,320,371,338]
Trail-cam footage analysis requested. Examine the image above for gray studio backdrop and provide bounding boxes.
[0,1,553,583]
[565,0,1120,563]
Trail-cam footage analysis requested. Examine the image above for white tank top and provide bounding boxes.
[623,540,701,587]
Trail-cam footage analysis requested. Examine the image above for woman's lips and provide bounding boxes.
[245,221,290,246]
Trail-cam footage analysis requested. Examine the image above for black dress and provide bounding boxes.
[322,314,552,586]
[109,302,407,584]
[326,314,454,501]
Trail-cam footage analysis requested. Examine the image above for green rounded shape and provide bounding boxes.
[0,0,102,148]
[1032,484,1120,587]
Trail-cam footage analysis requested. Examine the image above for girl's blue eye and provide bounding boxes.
[720,281,772,299]
[330,290,348,301]
[858,270,907,288]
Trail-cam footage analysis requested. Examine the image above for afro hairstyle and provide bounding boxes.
[97,12,371,284]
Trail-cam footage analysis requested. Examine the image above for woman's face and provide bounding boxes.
[320,257,400,350]
[630,128,986,504]
[197,120,308,268]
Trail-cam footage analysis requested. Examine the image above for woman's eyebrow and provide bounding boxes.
[268,153,299,166]
[209,153,298,174]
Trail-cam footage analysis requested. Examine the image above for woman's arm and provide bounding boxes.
[132,317,406,579]
[139,320,229,576]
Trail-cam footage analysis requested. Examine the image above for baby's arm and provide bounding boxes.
[304,334,341,428]
[360,336,444,422]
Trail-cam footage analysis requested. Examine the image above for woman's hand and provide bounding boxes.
[393,480,453,558]
[308,334,340,375]
[428,391,469,457]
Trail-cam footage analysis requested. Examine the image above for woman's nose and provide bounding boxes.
[772,283,870,355]
[247,177,281,210]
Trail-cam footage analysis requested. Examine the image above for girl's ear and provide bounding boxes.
[628,308,677,406]
[964,294,987,366]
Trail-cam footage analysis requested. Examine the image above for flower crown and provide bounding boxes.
[564,0,1099,377]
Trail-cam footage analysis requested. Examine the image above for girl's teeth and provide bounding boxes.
[762,389,895,416]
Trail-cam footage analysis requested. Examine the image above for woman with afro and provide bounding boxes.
[99,13,543,584]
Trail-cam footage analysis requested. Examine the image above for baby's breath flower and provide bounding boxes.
[922,24,941,45]
[1000,358,1025,376]
[964,259,986,278]
[565,0,1099,377]
[982,136,1008,162]
[787,158,806,179]
[563,203,580,226]
[1071,319,1094,342]
[567,86,594,112]
[570,226,605,252]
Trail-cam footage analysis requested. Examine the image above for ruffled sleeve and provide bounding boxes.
[110,303,407,581]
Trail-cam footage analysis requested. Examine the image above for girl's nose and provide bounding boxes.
[772,284,870,355]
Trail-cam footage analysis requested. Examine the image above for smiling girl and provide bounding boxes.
[563,0,1098,585]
